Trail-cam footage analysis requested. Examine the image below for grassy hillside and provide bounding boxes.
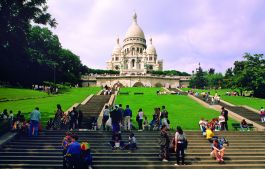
[116,87,237,130]
[0,87,100,123]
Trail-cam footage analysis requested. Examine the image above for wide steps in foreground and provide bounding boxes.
[0,130,265,168]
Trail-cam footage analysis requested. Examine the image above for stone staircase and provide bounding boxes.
[78,95,111,129]
[194,94,265,127]
[218,102,265,127]
[0,130,265,168]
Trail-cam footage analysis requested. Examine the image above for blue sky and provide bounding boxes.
[47,0,265,73]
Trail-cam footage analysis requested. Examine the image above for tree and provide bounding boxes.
[233,53,265,98]
[0,0,56,85]
[208,68,215,74]
[189,66,207,89]
[224,68,234,88]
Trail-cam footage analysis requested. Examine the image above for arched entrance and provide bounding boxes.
[133,81,144,87]
[154,83,163,87]
[112,82,124,89]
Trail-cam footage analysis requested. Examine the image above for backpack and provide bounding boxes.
[218,137,229,147]
[177,134,188,149]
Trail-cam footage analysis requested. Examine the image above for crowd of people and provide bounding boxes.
[46,105,83,131]
[198,107,231,163]
[62,132,92,169]
[0,104,84,137]
[32,84,59,94]
[101,104,171,132]
[199,107,229,133]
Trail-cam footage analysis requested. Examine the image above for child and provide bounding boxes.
[81,142,93,169]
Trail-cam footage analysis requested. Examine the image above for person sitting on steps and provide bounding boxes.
[240,119,250,131]
[109,132,124,150]
[123,132,137,151]
[211,139,225,163]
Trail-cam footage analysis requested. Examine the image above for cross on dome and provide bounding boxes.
[133,12,137,23]
[149,38,153,44]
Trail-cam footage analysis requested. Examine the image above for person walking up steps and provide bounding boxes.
[159,124,170,162]
[124,105,132,131]
[29,107,41,137]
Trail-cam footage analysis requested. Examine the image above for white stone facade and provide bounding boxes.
[106,13,163,75]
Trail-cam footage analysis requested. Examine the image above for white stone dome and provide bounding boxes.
[125,13,145,39]
[146,38,157,55]
[112,37,122,54]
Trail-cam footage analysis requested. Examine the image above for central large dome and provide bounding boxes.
[125,13,145,39]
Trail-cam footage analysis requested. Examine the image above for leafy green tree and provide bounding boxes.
[232,53,265,98]
[0,0,56,85]
[189,66,207,89]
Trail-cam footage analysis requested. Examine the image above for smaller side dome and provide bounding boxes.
[112,37,122,54]
[146,38,157,55]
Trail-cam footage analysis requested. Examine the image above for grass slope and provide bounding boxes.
[182,88,265,110]
[0,87,100,123]
[116,87,237,130]
[0,88,48,101]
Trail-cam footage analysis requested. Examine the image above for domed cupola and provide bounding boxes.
[112,37,122,55]
[146,38,157,55]
[123,12,146,47]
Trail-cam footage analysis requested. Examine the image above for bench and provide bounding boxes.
[134,92,144,95]
[119,92,129,95]
[232,123,254,131]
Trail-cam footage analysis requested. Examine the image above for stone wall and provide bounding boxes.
[81,75,190,88]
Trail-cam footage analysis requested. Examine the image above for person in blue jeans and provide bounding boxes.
[29,107,41,137]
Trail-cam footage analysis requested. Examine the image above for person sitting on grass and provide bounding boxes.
[211,139,225,163]
[109,132,124,150]
[240,119,250,131]
[123,132,137,150]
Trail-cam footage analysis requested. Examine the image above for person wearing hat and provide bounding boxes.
[80,142,93,169]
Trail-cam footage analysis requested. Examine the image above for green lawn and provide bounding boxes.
[221,96,264,110]
[116,87,238,130]
[181,88,264,110]
[0,87,100,123]
[0,88,48,101]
